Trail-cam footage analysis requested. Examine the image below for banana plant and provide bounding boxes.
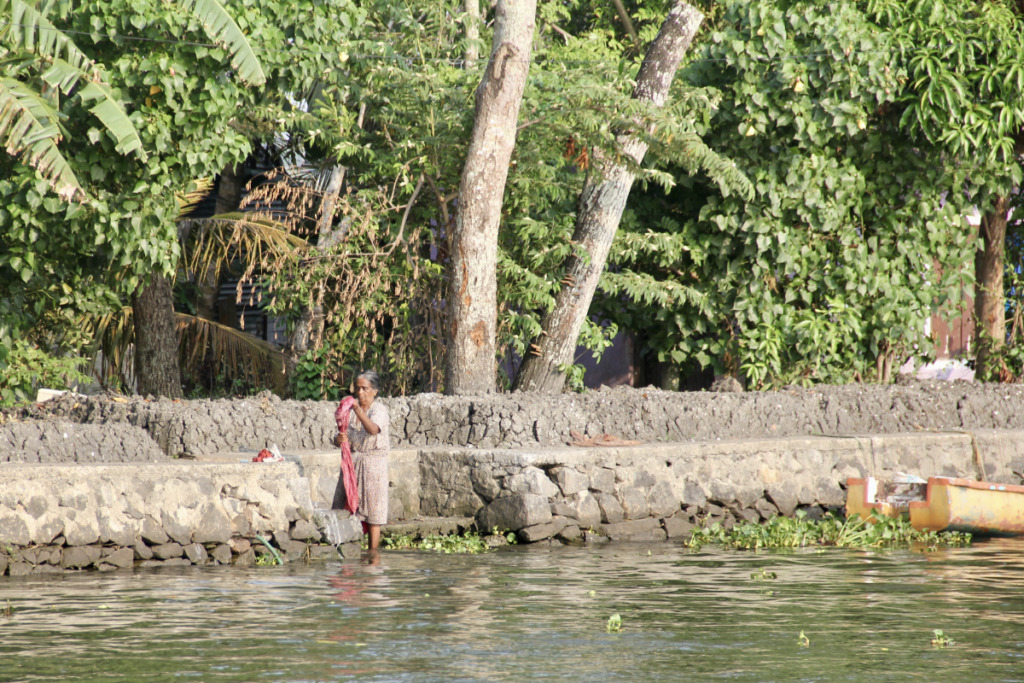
[0,0,265,201]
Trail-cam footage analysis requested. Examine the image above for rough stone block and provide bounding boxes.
[290,519,322,542]
[470,467,501,502]
[477,494,552,531]
[518,520,561,543]
[97,563,118,572]
[106,547,134,568]
[211,544,233,564]
[160,511,192,546]
[814,477,846,507]
[595,492,624,524]
[680,480,707,507]
[767,482,799,517]
[754,498,779,520]
[582,531,608,544]
[663,514,695,539]
[193,503,232,544]
[183,543,209,565]
[162,558,192,566]
[152,543,184,560]
[33,564,63,574]
[552,467,589,496]
[339,542,361,558]
[8,562,33,576]
[64,513,101,546]
[141,516,170,545]
[229,538,251,554]
[734,507,760,524]
[617,487,649,521]
[573,492,602,528]
[19,548,38,565]
[599,517,660,540]
[61,545,102,568]
[556,524,581,542]
[310,545,340,560]
[0,554,8,574]
[550,501,576,519]
[505,467,560,499]
[589,467,616,493]
[233,548,256,566]
[647,481,679,518]
[139,560,165,568]
[34,518,64,546]
[134,542,154,560]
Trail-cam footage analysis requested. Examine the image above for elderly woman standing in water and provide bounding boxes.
[337,370,390,551]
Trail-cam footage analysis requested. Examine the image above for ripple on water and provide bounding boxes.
[2,538,1024,682]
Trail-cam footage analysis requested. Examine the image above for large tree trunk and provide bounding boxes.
[975,194,1009,380]
[513,1,702,393]
[132,272,183,398]
[445,0,536,395]
[465,0,481,68]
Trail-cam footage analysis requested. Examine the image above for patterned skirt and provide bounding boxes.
[351,448,389,526]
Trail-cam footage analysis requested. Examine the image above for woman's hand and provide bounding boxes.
[336,432,348,446]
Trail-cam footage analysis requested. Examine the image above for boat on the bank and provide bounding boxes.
[846,475,1024,536]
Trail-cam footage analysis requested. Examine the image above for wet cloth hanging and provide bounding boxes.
[335,396,359,515]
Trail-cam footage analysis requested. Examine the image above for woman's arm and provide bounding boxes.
[352,403,380,435]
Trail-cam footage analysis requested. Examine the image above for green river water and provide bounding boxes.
[1,539,1023,682]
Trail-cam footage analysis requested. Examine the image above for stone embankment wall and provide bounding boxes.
[5,382,1024,461]
[2,430,1022,575]
[419,430,1024,543]
[0,458,363,577]
[0,421,167,463]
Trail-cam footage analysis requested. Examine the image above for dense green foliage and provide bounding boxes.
[686,511,973,550]
[596,0,1013,388]
[0,0,362,372]
[3,0,1024,396]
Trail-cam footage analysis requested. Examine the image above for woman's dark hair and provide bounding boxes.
[355,370,380,391]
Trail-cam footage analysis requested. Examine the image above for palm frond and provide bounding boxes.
[0,76,83,200]
[176,313,287,393]
[179,212,308,284]
[179,0,266,86]
[175,177,214,218]
[4,0,95,73]
[88,306,135,391]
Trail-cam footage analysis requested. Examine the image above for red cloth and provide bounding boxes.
[335,396,359,515]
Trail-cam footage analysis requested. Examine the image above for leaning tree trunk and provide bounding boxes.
[133,272,183,398]
[513,1,703,393]
[445,0,537,395]
[975,194,1009,381]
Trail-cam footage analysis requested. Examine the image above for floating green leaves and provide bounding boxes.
[687,511,972,550]
[382,531,492,554]
[931,629,955,648]
[607,614,622,633]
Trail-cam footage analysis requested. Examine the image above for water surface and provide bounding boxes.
[2,539,1023,682]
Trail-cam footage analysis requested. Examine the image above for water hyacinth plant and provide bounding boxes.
[686,511,971,550]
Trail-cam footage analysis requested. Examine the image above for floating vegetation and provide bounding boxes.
[799,631,810,647]
[382,530,502,554]
[931,629,955,647]
[751,568,778,581]
[607,614,622,633]
[2,600,12,618]
[686,511,972,550]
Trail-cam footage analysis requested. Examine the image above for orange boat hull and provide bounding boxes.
[908,478,1024,536]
